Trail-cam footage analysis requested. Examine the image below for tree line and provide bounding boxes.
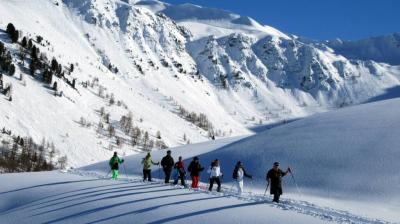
[0,128,67,173]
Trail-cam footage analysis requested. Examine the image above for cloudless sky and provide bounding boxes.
[162,0,400,40]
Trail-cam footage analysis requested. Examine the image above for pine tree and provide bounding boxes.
[31,45,38,60]
[143,131,150,151]
[6,23,19,43]
[9,64,15,76]
[51,58,58,71]
[53,81,58,91]
[29,60,37,75]
[21,37,27,48]
[27,39,33,49]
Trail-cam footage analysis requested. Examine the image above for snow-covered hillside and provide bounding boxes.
[81,98,400,222]
[1,98,399,223]
[1,0,400,168]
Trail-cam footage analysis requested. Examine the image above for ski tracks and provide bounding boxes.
[69,170,393,224]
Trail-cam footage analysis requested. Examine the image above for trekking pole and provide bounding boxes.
[263,182,269,197]
[105,169,111,179]
[249,180,253,197]
[123,163,128,179]
[289,170,301,197]
[158,164,161,181]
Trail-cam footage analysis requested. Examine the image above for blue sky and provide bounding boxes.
[162,0,400,40]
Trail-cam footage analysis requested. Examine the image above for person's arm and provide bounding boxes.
[266,170,271,182]
[188,163,192,172]
[118,157,124,163]
[281,168,290,177]
[161,157,165,167]
[243,168,252,179]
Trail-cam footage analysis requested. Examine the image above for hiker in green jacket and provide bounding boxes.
[142,152,159,181]
[109,152,124,180]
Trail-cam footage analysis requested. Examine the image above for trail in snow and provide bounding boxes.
[68,170,392,224]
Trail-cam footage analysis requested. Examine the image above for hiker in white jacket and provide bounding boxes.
[232,161,252,196]
[207,159,223,192]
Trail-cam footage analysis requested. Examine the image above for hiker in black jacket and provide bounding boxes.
[266,161,290,203]
[188,156,204,188]
[160,150,174,183]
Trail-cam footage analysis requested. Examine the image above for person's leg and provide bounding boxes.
[114,170,119,180]
[148,169,152,181]
[165,169,171,183]
[273,194,280,203]
[238,180,243,195]
[180,172,186,186]
[143,169,147,181]
[193,176,199,188]
[112,169,117,180]
[173,170,178,185]
[216,177,221,192]
[208,177,214,191]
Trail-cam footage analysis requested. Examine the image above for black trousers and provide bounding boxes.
[143,169,152,181]
[273,193,280,203]
[164,168,172,183]
[209,177,221,192]
[173,170,186,186]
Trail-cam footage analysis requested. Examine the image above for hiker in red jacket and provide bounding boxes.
[173,156,187,187]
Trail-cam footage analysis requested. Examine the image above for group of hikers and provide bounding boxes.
[109,150,292,203]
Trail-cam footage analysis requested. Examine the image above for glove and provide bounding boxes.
[121,159,124,163]
[249,175,253,179]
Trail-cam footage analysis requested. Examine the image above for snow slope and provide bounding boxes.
[1,99,400,223]
[1,0,400,169]
[0,171,340,224]
[81,98,400,222]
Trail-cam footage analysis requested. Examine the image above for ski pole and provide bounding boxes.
[229,181,235,193]
[289,170,301,197]
[105,169,111,179]
[158,164,161,181]
[123,162,128,179]
[249,180,253,197]
[263,182,269,197]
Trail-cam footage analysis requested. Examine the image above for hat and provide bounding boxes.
[113,151,117,156]
[273,162,280,166]
[167,150,171,154]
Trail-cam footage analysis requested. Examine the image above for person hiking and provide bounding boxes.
[109,152,124,180]
[161,150,174,184]
[232,161,252,196]
[188,156,204,189]
[207,159,222,192]
[173,156,187,187]
[141,152,159,182]
[266,161,291,203]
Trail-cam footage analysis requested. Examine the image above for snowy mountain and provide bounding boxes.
[325,33,400,65]
[0,0,400,169]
